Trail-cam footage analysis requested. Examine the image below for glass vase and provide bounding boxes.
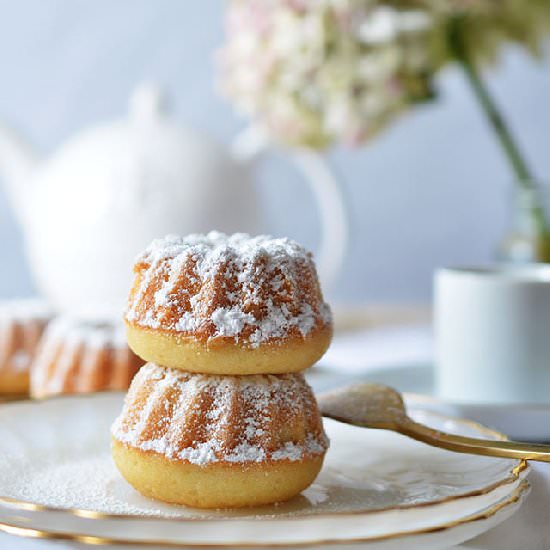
[498,183,550,264]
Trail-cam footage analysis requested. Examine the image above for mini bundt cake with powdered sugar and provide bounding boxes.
[0,299,53,394]
[111,363,328,508]
[31,316,144,398]
[125,232,332,375]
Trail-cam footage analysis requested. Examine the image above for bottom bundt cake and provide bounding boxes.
[111,363,328,508]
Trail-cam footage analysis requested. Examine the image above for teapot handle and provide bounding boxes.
[289,150,349,289]
[231,126,349,289]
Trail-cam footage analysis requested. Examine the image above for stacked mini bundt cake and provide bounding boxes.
[112,232,332,508]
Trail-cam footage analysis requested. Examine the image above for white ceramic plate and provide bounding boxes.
[0,393,530,548]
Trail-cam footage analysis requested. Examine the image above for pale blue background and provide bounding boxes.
[1,0,549,303]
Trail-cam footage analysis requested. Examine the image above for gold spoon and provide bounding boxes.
[318,383,550,462]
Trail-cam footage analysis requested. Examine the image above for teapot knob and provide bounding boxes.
[129,82,169,121]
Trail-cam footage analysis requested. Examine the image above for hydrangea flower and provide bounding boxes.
[219,0,437,148]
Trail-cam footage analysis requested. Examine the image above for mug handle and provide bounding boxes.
[231,126,349,289]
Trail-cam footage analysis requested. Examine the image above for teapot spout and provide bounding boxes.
[0,123,40,222]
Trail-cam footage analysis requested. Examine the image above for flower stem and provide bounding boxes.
[448,15,550,260]
[448,16,533,183]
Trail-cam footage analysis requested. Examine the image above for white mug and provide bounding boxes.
[435,266,550,404]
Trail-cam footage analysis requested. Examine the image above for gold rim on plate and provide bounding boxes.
[0,481,530,548]
[0,391,530,523]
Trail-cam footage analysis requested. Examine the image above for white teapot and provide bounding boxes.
[0,84,348,318]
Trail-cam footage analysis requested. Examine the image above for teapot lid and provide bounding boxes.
[33,82,241,206]
[128,82,170,122]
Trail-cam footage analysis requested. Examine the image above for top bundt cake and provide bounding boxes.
[125,232,332,374]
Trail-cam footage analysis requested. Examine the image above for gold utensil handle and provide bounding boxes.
[398,419,550,462]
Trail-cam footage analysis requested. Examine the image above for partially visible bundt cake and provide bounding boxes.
[125,232,332,375]
[0,299,53,394]
[31,317,144,398]
[111,363,328,508]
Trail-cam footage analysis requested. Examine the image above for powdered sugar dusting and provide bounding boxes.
[41,316,128,349]
[10,350,32,371]
[112,363,328,466]
[125,232,332,347]
[0,299,53,323]
[211,307,255,337]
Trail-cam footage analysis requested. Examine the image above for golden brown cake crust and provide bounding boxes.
[112,439,324,508]
[111,363,328,465]
[125,321,332,374]
[125,233,332,352]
